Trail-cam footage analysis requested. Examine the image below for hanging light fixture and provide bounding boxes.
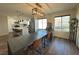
[32,8,45,17]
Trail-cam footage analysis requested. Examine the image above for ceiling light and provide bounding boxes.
[32,8,44,17]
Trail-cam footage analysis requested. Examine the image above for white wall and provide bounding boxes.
[0,16,8,36]
[76,6,79,48]
[47,8,76,39]
[8,16,16,32]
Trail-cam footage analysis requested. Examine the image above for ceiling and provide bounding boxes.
[0,3,78,16]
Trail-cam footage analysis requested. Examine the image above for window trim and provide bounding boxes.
[54,14,71,18]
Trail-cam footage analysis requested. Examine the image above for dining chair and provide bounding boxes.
[26,39,42,55]
[42,31,52,48]
[47,31,52,41]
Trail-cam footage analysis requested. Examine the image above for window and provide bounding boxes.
[54,17,61,31]
[35,19,47,30]
[54,16,70,32]
[38,20,43,29]
[42,19,47,29]
[62,16,70,32]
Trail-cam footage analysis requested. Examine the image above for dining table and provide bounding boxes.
[7,29,48,55]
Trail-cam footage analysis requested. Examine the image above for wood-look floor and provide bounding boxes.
[47,38,79,55]
[0,35,8,55]
[0,34,79,55]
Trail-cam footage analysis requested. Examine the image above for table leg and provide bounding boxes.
[43,37,45,48]
[7,42,12,55]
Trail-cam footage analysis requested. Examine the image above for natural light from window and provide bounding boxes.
[54,16,70,32]
[35,19,47,31]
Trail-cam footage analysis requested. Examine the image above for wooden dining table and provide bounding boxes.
[7,30,48,55]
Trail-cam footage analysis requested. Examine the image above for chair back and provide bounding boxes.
[47,31,52,41]
[32,39,41,49]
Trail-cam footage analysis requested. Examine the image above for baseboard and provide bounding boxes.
[54,36,69,40]
[0,33,9,37]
